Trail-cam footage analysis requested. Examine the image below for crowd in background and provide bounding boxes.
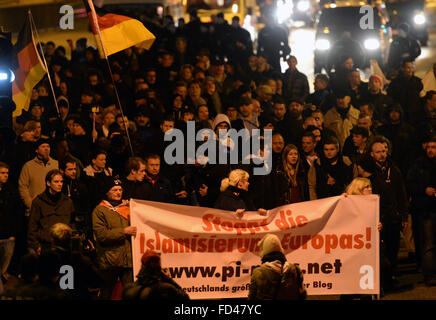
[0,9,435,300]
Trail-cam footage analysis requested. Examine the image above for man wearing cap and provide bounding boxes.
[361,75,392,125]
[19,139,59,216]
[92,178,136,300]
[324,90,360,148]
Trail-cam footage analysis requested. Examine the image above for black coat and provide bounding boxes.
[314,157,354,199]
[370,159,408,224]
[214,186,256,211]
[406,155,436,214]
[27,190,75,251]
[140,173,175,203]
[0,183,23,239]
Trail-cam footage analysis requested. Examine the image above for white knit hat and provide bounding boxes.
[258,234,284,257]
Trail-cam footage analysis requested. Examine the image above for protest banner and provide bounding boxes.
[130,195,380,299]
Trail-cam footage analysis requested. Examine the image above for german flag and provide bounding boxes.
[84,0,155,57]
[12,14,46,117]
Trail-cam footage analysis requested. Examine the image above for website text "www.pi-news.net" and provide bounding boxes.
[164,259,342,282]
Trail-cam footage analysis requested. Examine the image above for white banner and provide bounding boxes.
[130,195,380,299]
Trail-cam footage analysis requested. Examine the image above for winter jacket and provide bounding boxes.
[282,69,310,102]
[214,186,256,211]
[324,106,360,148]
[406,155,436,215]
[0,184,23,239]
[370,159,408,224]
[308,156,354,200]
[248,260,293,300]
[92,202,132,270]
[140,173,175,203]
[27,190,75,251]
[387,74,423,123]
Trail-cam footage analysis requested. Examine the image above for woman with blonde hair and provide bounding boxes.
[215,169,267,218]
[344,178,381,231]
[275,144,309,206]
[345,177,372,195]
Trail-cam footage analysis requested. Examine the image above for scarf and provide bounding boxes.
[99,199,130,222]
[261,251,287,265]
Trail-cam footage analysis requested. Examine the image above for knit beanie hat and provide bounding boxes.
[258,234,284,258]
[104,177,122,195]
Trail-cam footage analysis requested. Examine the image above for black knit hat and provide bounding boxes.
[104,177,122,195]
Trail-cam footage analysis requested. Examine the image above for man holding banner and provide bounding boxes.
[92,177,136,300]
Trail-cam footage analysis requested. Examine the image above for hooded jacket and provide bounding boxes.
[248,259,294,300]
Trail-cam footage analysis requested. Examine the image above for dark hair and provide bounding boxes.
[91,149,107,160]
[273,96,286,106]
[323,136,340,149]
[45,169,63,184]
[59,156,77,171]
[126,157,146,174]
[302,131,316,142]
[145,154,161,163]
[0,161,9,170]
[315,74,329,83]
[357,100,375,111]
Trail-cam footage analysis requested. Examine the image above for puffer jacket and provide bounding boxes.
[92,203,132,270]
[248,260,293,300]
[27,190,74,251]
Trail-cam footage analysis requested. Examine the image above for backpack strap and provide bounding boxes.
[272,263,284,300]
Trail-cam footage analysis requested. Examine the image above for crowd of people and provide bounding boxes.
[0,9,435,300]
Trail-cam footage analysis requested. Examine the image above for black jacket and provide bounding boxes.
[406,155,436,214]
[140,173,175,203]
[370,159,408,224]
[313,157,354,199]
[214,186,256,211]
[0,183,23,239]
[27,190,75,251]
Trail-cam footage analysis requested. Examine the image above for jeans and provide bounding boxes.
[0,239,15,294]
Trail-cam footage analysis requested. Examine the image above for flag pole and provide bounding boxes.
[28,10,61,121]
[86,0,134,157]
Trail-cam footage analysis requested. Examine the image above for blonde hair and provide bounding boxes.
[220,169,250,192]
[345,177,372,195]
[50,223,72,246]
[282,144,300,187]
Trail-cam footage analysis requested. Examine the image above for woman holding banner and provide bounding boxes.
[214,169,267,218]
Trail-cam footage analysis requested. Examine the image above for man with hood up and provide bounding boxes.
[248,234,306,300]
